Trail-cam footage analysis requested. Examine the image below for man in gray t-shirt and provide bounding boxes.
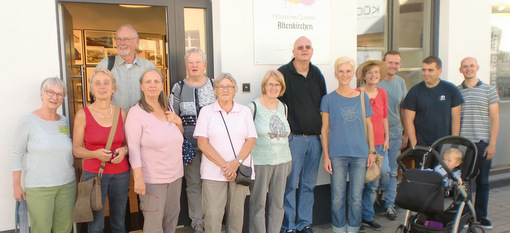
[376,51,407,221]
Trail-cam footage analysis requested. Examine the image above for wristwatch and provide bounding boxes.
[237,158,243,163]
[369,151,377,154]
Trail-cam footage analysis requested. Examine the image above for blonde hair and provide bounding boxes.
[89,67,117,97]
[261,70,286,97]
[444,148,463,165]
[334,57,355,73]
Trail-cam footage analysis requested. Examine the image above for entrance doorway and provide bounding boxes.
[57,0,212,231]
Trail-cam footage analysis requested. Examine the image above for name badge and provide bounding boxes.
[59,125,70,135]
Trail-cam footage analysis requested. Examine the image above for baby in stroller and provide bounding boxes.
[434,148,463,195]
[395,136,485,233]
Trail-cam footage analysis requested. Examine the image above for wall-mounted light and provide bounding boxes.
[119,4,151,8]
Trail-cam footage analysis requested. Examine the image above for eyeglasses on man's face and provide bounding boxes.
[296,45,312,50]
[115,37,137,43]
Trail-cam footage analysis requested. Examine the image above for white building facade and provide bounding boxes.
[0,0,505,231]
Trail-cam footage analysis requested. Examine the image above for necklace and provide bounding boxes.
[261,98,279,116]
[93,105,112,118]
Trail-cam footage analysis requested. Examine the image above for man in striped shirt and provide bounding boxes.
[458,57,500,230]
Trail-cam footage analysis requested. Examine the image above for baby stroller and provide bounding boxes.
[394,136,485,233]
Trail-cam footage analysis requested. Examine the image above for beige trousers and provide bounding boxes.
[202,179,249,233]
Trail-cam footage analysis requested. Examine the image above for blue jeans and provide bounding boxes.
[282,134,322,231]
[474,141,491,220]
[379,138,401,208]
[83,170,130,233]
[330,156,367,233]
[361,145,386,221]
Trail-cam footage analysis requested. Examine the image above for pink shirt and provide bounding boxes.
[125,104,184,184]
[194,101,257,181]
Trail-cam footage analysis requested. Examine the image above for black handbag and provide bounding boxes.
[235,164,252,186]
[219,112,252,186]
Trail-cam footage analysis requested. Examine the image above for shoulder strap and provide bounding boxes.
[281,100,288,118]
[178,80,185,97]
[80,106,120,180]
[99,106,120,175]
[360,91,368,143]
[251,101,257,121]
[107,56,116,71]
[220,112,237,158]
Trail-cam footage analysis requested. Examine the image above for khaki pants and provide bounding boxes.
[249,162,291,233]
[140,178,182,233]
[202,180,249,233]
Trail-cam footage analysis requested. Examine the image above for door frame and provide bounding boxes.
[55,0,213,229]
[56,0,213,99]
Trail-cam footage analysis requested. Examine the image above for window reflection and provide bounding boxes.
[184,8,207,55]
[357,0,433,90]
[492,1,510,99]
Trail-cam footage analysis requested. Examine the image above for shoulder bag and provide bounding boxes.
[360,91,384,183]
[219,111,252,186]
[73,106,120,223]
[168,102,196,166]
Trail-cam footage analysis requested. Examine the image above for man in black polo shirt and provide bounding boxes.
[278,36,327,233]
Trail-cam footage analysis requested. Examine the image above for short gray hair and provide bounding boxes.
[184,48,207,64]
[40,77,67,97]
[213,73,238,93]
[117,24,139,38]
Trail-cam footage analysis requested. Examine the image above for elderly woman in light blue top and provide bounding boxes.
[248,70,292,233]
[12,77,76,233]
[321,57,376,233]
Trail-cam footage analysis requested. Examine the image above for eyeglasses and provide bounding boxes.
[217,85,235,90]
[296,45,312,50]
[45,89,65,99]
[115,37,137,43]
[266,83,282,88]
[366,70,380,75]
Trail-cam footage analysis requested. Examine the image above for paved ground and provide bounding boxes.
[174,185,510,233]
[311,185,510,233]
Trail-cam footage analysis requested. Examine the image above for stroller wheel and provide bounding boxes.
[467,225,485,233]
[395,224,408,233]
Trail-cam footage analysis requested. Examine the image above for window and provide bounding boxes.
[492,1,510,99]
[357,0,437,89]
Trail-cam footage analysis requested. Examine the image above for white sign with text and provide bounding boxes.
[254,0,330,64]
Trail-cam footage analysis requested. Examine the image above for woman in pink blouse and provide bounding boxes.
[193,73,257,233]
[125,69,184,233]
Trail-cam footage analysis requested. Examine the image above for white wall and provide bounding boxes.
[439,0,492,85]
[212,0,357,185]
[0,0,61,231]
